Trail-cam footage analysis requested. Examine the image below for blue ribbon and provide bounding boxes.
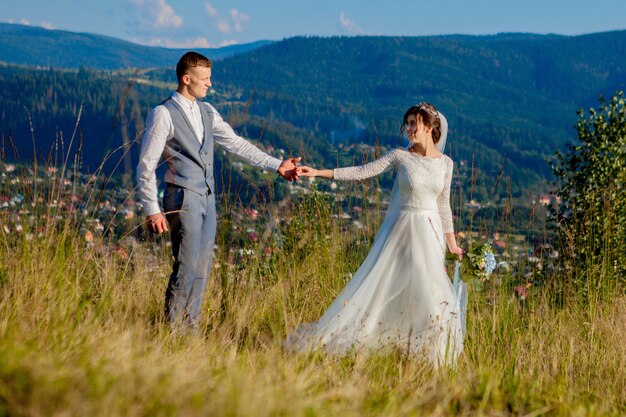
[453,260,462,293]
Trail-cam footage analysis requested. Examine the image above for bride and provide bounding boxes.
[285,102,467,367]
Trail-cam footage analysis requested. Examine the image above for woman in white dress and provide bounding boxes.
[285,103,467,367]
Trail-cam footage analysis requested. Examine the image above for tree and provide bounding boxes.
[550,91,626,288]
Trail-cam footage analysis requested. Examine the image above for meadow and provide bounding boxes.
[0,156,624,417]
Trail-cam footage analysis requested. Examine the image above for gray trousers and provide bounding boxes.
[163,184,216,329]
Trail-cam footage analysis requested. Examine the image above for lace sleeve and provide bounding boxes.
[437,157,454,233]
[333,149,399,180]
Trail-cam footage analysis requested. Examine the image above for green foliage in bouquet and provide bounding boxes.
[461,241,497,282]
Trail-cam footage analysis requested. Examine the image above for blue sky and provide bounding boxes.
[2,0,626,48]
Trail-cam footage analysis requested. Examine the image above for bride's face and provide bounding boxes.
[405,114,432,144]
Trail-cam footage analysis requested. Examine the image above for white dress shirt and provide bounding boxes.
[137,92,282,216]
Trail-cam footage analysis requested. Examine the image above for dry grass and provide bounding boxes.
[0,213,624,417]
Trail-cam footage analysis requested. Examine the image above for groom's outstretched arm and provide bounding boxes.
[208,103,301,180]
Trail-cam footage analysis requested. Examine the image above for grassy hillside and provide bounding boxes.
[0,158,624,416]
[1,27,625,417]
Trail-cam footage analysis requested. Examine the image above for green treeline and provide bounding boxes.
[1,32,625,204]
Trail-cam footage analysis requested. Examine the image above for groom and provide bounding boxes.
[137,51,300,330]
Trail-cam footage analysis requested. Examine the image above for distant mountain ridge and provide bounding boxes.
[0,23,273,69]
[1,27,625,201]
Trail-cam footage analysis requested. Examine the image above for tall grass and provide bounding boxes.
[0,138,624,416]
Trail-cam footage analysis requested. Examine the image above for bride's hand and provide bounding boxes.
[299,166,319,177]
[449,246,465,260]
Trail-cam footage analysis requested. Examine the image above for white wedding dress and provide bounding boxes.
[285,148,468,367]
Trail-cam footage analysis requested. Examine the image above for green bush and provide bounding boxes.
[550,91,626,295]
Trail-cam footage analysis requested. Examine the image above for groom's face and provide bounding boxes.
[184,66,212,99]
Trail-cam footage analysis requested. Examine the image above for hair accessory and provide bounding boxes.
[414,102,439,118]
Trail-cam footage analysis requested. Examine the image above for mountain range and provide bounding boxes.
[0,23,273,68]
[1,24,625,202]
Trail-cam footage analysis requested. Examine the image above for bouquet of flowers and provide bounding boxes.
[461,241,497,281]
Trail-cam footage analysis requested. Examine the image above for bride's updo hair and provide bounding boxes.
[401,102,442,143]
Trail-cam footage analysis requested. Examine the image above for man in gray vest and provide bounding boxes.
[137,51,300,330]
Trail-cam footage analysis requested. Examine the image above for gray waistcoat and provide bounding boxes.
[162,98,215,195]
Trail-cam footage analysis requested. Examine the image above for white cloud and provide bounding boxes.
[188,37,211,48]
[339,12,364,34]
[179,37,211,48]
[41,21,56,30]
[205,3,218,18]
[138,36,213,48]
[217,20,231,34]
[230,9,250,33]
[220,39,238,47]
[129,0,182,29]
[20,18,31,26]
[203,6,249,35]
[153,0,183,28]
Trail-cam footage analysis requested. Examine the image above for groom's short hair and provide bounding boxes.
[176,52,212,82]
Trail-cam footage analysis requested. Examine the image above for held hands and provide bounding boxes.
[277,157,302,181]
[298,166,319,177]
[147,212,168,234]
[278,160,332,180]
[299,166,334,179]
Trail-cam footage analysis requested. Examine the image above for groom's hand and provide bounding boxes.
[147,212,168,234]
[277,157,302,181]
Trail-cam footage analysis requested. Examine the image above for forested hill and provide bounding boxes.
[0,23,273,69]
[1,30,625,200]
[210,32,626,190]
